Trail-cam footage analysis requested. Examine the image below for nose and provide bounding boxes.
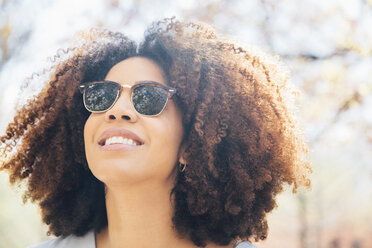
[104,89,138,123]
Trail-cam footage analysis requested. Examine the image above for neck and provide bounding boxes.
[95,181,195,248]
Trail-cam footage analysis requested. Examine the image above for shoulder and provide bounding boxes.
[27,229,95,248]
[208,240,258,248]
[234,241,258,248]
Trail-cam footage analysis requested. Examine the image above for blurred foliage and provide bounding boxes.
[0,19,10,64]
[0,0,371,247]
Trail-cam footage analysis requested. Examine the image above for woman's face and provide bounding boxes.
[84,56,185,187]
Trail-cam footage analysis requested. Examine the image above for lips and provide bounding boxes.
[98,128,144,146]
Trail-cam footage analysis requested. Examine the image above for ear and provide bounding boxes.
[178,141,187,164]
[179,156,186,164]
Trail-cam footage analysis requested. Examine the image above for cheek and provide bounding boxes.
[151,118,183,163]
[83,115,94,145]
[83,114,99,167]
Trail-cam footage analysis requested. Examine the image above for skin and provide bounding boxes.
[84,56,231,248]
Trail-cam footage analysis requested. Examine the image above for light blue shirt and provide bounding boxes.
[27,229,257,248]
[27,230,95,248]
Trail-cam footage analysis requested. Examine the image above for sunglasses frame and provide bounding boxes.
[79,80,177,116]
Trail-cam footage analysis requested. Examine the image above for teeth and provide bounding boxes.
[105,136,138,146]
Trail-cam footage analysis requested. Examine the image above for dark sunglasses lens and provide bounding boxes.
[84,82,119,112]
[132,85,168,115]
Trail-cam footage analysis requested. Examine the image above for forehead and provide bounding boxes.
[104,56,167,86]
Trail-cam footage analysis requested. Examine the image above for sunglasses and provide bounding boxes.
[79,80,177,116]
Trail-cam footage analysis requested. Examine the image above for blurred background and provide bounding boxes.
[0,0,371,247]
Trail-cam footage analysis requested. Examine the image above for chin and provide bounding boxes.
[89,160,153,184]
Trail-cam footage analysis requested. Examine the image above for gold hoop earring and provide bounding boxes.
[179,162,187,172]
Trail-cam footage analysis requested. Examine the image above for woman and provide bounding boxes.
[0,17,311,248]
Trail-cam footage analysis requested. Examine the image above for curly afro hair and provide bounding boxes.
[0,17,311,247]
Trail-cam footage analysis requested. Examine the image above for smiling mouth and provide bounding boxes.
[98,136,144,151]
[99,136,142,146]
[97,128,144,151]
